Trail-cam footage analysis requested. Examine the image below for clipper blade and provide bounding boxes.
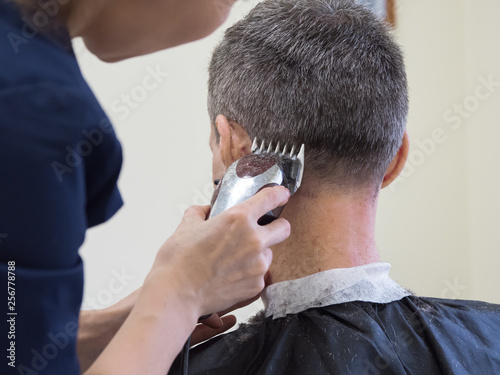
[251,138,304,160]
[251,138,305,194]
[208,138,305,220]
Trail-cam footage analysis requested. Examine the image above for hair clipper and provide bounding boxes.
[208,138,305,224]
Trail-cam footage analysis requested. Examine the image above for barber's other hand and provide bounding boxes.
[191,294,260,345]
[151,186,290,317]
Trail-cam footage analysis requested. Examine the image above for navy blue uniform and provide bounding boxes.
[0,1,123,373]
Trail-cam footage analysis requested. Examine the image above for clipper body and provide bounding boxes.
[208,139,305,224]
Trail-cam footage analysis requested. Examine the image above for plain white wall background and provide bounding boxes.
[77,0,500,323]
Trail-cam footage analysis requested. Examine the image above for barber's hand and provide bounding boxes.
[153,186,291,317]
[191,294,260,345]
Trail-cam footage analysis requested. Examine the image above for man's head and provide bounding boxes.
[208,0,409,194]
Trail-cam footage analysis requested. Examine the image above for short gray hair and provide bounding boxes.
[208,0,408,189]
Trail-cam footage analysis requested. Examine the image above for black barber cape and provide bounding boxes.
[170,296,500,374]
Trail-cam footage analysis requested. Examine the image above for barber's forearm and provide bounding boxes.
[83,268,200,375]
[78,289,141,371]
[77,307,129,373]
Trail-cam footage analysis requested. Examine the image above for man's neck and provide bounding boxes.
[268,187,380,285]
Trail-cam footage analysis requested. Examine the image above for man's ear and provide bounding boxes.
[215,114,252,168]
[381,131,410,189]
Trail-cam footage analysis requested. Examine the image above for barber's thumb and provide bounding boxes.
[263,248,273,270]
[183,205,211,223]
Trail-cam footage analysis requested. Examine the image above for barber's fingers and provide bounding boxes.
[258,217,291,248]
[262,248,273,270]
[191,315,237,346]
[181,205,211,224]
[183,187,289,227]
[216,294,261,317]
[199,313,223,328]
[237,186,290,222]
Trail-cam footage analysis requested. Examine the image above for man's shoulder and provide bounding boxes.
[421,295,500,310]
[170,297,500,375]
[400,295,500,321]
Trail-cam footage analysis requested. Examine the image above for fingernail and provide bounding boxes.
[283,187,291,198]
